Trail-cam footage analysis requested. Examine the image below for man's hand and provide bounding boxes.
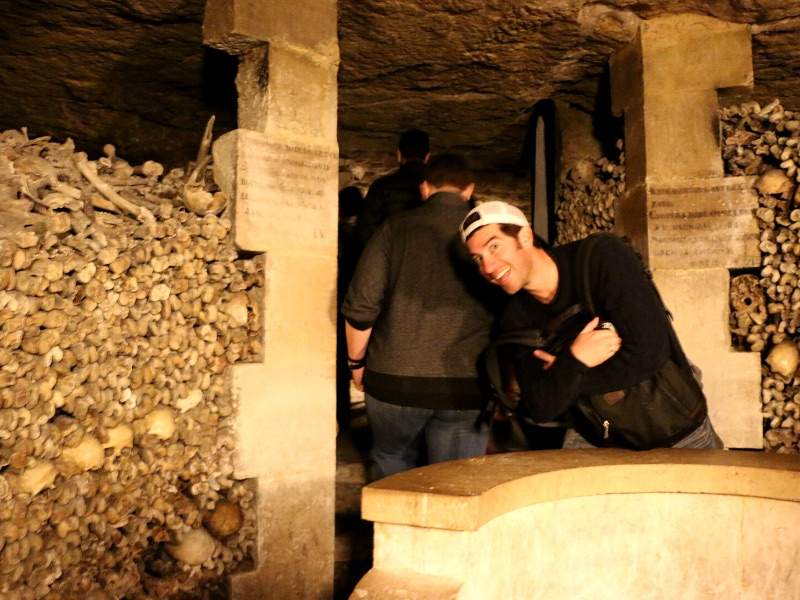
[351,366,365,391]
[532,349,556,370]
[569,317,622,368]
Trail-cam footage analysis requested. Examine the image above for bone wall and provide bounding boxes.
[555,140,624,244]
[0,128,262,598]
[723,99,800,453]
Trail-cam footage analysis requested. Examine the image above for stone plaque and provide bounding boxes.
[646,177,759,270]
[214,129,338,253]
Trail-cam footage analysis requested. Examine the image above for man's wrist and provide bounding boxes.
[347,356,366,370]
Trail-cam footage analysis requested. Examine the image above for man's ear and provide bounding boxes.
[518,226,535,248]
[459,183,475,201]
[396,149,404,164]
[423,151,431,164]
[420,181,431,200]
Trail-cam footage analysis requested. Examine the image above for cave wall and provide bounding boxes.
[1,2,798,176]
[0,0,237,167]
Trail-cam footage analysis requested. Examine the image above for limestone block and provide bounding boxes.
[265,44,339,141]
[369,495,800,599]
[739,496,800,597]
[226,247,336,598]
[639,16,752,92]
[350,568,462,600]
[644,90,725,180]
[362,450,800,530]
[358,451,800,598]
[213,128,338,254]
[611,16,760,451]
[221,134,338,589]
[231,252,337,479]
[228,225,337,599]
[653,268,762,448]
[227,45,338,139]
[233,476,334,599]
[204,0,337,56]
[611,14,752,183]
[213,92,338,600]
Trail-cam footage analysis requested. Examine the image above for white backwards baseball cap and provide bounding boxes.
[460,201,529,242]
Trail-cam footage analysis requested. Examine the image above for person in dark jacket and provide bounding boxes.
[460,201,722,449]
[355,129,430,250]
[342,154,497,478]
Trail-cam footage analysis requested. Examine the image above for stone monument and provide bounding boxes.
[203,0,339,596]
[611,14,761,448]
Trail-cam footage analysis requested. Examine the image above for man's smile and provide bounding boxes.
[492,266,510,283]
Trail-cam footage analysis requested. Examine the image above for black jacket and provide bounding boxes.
[355,160,425,250]
[498,235,672,422]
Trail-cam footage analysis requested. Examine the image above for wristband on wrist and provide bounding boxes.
[347,356,366,370]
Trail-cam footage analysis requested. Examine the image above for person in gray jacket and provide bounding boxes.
[342,154,498,478]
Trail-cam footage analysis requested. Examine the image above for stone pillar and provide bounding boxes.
[203,1,339,597]
[611,15,761,448]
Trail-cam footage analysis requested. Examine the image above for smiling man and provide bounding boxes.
[461,201,722,450]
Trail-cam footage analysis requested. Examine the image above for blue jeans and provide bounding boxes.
[365,394,489,479]
[561,415,724,449]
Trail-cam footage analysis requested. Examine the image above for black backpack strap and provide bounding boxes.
[540,234,603,337]
[581,233,693,371]
[546,303,583,332]
[574,232,614,318]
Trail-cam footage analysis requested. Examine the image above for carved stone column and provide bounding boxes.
[204,1,339,596]
[611,14,762,448]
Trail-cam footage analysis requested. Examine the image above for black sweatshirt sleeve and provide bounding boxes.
[516,345,589,421]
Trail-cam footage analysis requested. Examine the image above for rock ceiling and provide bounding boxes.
[0,0,798,171]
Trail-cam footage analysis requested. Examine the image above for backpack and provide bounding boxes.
[482,233,708,450]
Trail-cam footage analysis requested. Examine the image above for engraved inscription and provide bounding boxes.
[647,184,759,269]
[235,131,337,251]
[650,183,751,196]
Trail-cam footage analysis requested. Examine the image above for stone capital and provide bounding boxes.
[204,0,338,56]
[611,14,753,182]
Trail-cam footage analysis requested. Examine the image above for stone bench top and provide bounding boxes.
[362,449,800,531]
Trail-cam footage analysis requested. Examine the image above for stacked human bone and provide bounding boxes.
[555,139,624,244]
[0,126,261,598]
[721,99,800,453]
